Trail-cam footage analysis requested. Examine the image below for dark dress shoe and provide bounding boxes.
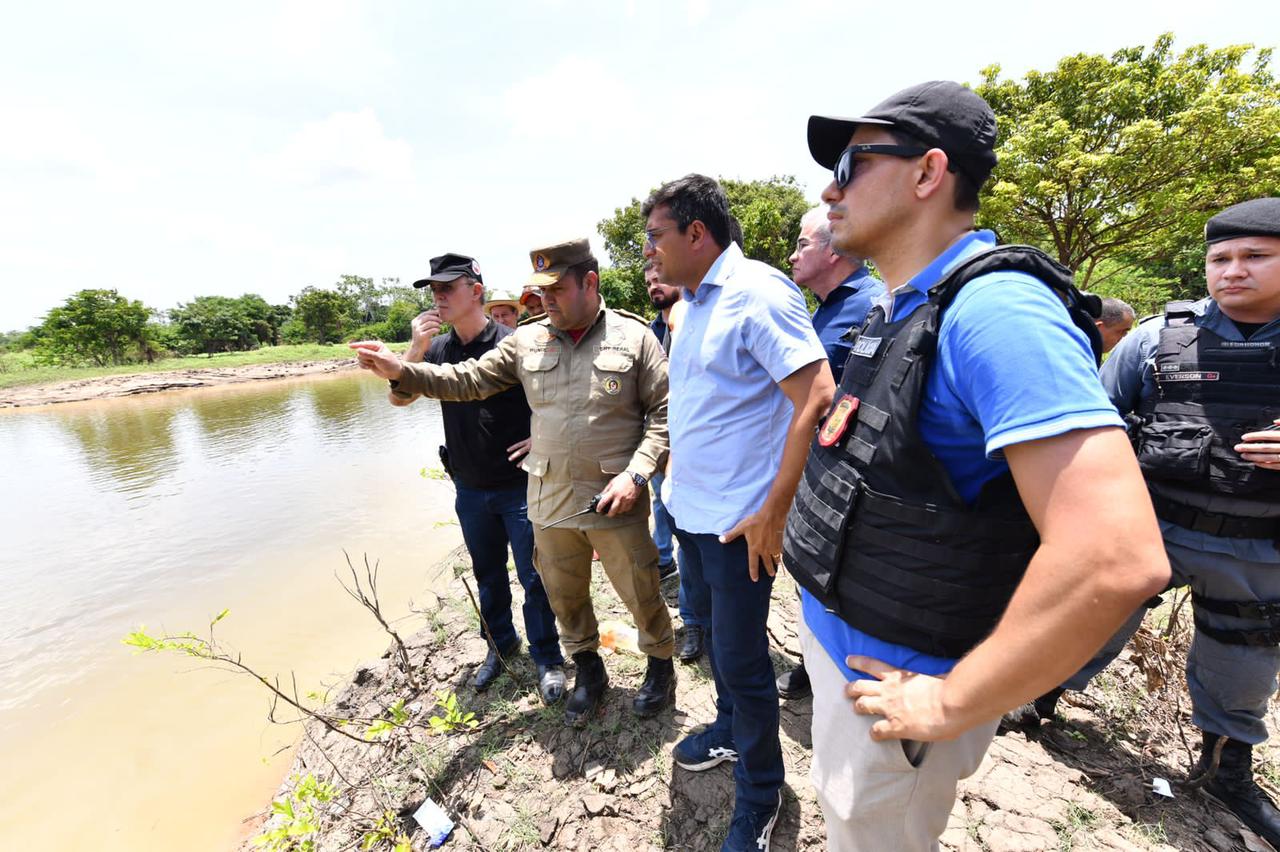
[776,660,811,700]
[473,639,520,692]
[564,650,609,726]
[632,655,676,717]
[658,560,678,581]
[676,625,705,663]
[537,664,566,704]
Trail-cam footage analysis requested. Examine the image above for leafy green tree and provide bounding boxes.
[976,34,1280,291]
[597,175,811,316]
[292,286,359,344]
[169,296,258,355]
[33,289,152,366]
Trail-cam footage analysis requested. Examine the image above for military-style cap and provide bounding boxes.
[483,288,520,313]
[412,253,483,289]
[808,81,998,185]
[526,238,594,287]
[1205,198,1280,244]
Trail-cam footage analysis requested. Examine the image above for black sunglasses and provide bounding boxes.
[833,144,929,188]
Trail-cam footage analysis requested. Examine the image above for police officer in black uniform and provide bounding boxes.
[1051,197,1280,844]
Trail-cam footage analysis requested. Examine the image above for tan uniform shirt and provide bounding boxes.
[393,300,669,529]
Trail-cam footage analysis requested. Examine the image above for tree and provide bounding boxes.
[33,289,152,366]
[597,175,811,316]
[292,286,359,344]
[976,34,1280,291]
[169,296,259,355]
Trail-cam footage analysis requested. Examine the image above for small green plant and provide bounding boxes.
[360,809,412,852]
[366,699,412,740]
[254,773,338,852]
[428,690,479,734]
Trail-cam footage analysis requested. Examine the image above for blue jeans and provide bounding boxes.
[678,532,782,810]
[672,526,708,629]
[454,483,563,667]
[650,472,675,564]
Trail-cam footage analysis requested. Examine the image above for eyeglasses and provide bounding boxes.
[642,224,677,249]
[832,144,929,189]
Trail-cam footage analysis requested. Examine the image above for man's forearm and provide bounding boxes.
[936,430,1169,733]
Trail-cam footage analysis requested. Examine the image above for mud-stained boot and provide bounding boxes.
[564,651,608,727]
[632,655,676,717]
[1195,731,1280,848]
[1000,687,1065,730]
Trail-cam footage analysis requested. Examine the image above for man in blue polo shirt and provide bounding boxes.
[785,82,1169,850]
[775,205,886,701]
[643,174,834,852]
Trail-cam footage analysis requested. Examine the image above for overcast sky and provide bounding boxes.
[3,0,1276,330]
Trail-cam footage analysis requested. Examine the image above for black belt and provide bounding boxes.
[1151,494,1279,540]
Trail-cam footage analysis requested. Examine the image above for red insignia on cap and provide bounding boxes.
[471,260,481,277]
[818,394,860,447]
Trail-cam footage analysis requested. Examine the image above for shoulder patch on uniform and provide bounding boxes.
[611,308,653,326]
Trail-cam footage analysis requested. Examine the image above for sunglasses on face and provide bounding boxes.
[832,144,930,189]
[642,224,677,249]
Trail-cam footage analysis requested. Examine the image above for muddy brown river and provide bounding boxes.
[0,372,463,851]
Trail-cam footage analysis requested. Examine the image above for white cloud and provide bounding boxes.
[260,109,413,187]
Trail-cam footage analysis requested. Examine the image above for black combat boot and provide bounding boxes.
[1000,687,1065,730]
[776,660,812,700]
[564,650,608,727]
[632,655,676,717]
[1195,731,1280,848]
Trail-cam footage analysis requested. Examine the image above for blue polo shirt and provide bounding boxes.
[668,243,826,535]
[812,267,885,383]
[802,230,1124,680]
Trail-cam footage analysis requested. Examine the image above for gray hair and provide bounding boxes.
[1099,297,1135,326]
[800,206,834,249]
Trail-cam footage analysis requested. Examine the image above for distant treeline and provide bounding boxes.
[1,277,430,368]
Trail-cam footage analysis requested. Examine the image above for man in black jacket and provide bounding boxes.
[398,253,565,702]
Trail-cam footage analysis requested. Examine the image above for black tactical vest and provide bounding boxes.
[783,246,1103,659]
[1133,302,1280,526]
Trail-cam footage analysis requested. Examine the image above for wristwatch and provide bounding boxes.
[630,472,648,488]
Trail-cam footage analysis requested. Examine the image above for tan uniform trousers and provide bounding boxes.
[533,521,674,659]
[800,616,997,851]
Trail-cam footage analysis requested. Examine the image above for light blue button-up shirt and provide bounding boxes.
[666,243,826,535]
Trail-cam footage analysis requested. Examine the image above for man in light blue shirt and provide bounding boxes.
[791,81,1168,850]
[642,174,833,852]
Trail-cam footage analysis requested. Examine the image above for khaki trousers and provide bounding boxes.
[800,617,997,851]
[533,522,674,658]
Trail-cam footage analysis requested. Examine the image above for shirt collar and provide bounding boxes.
[683,242,742,303]
[819,266,874,305]
[902,230,997,295]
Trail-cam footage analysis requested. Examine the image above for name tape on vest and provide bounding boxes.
[851,336,881,358]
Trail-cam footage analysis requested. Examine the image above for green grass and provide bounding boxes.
[0,342,409,391]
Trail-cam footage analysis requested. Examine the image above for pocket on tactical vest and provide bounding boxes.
[1135,421,1213,480]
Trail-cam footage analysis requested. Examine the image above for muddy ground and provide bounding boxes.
[240,546,1280,851]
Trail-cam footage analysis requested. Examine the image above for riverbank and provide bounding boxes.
[0,347,376,408]
[242,547,1276,851]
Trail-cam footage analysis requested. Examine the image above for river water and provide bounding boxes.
[0,371,463,851]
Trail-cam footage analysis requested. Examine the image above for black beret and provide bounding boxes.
[1205,197,1280,244]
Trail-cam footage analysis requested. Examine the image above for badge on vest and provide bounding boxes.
[851,336,881,358]
[818,394,860,447]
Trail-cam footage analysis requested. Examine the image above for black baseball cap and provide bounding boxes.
[808,81,998,185]
[412,253,483,288]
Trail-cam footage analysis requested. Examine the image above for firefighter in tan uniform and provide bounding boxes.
[351,238,676,726]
